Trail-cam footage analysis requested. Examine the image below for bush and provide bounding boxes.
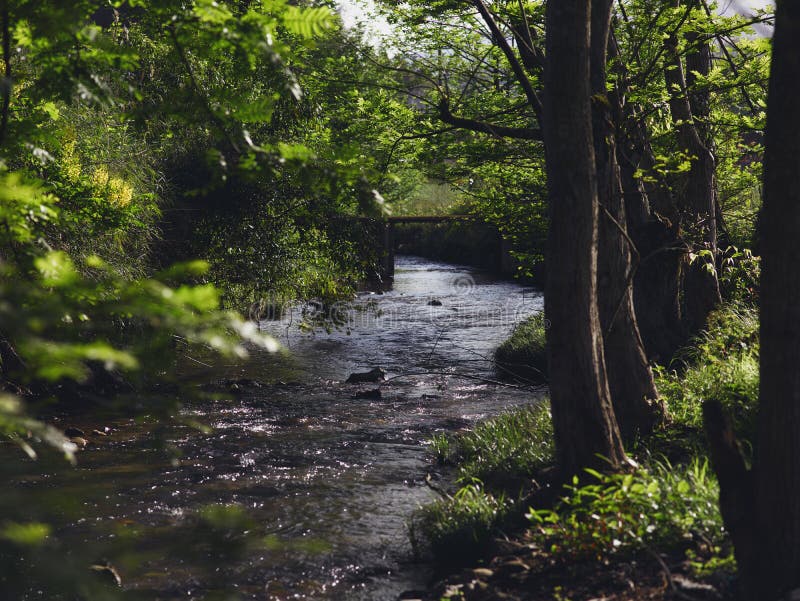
[494,313,548,382]
[527,459,725,561]
[431,404,554,488]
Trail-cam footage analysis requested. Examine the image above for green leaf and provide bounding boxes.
[0,522,51,546]
[34,251,78,287]
[282,6,335,39]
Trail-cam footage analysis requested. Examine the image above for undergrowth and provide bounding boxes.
[527,459,728,570]
[411,480,509,563]
[656,302,759,440]
[430,404,553,488]
[415,302,756,582]
[494,313,548,382]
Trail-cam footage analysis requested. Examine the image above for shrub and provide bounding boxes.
[656,303,759,439]
[494,313,548,382]
[527,459,725,561]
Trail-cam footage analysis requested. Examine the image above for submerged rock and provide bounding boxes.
[353,388,382,400]
[345,368,386,384]
[427,299,443,306]
[69,437,89,449]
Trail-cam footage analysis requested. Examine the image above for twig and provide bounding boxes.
[643,545,702,601]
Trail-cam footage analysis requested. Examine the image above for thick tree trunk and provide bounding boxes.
[591,0,663,440]
[705,4,800,599]
[753,1,800,597]
[543,0,626,477]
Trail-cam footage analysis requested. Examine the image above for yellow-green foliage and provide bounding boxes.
[656,303,759,439]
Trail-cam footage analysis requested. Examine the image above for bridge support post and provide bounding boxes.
[381,221,395,282]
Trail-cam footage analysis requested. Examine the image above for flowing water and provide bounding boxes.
[18,256,545,600]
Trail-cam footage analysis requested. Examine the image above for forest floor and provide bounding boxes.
[418,541,732,601]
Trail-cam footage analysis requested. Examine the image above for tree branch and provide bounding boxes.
[472,0,543,119]
[438,99,542,140]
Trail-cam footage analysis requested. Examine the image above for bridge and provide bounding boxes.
[343,214,516,284]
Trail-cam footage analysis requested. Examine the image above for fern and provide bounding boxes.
[282,6,336,39]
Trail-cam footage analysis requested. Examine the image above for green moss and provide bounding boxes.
[494,313,548,382]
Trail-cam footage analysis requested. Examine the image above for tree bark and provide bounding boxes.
[664,7,721,333]
[705,4,800,599]
[543,0,626,477]
[591,0,663,440]
[753,1,800,597]
[609,30,687,363]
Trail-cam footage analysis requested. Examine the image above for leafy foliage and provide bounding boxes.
[657,303,759,439]
[527,459,725,561]
[494,313,548,382]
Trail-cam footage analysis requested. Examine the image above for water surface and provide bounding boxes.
[28,256,545,600]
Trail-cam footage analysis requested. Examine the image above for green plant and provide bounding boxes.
[431,404,554,487]
[527,459,724,561]
[494,313,548,382]
[412,479,508,563]
[656,303,759,438]
[718,247,760,305]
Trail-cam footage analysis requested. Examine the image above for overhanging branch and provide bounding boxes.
[438,99,542,140]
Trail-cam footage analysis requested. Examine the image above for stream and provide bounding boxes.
[20,256,545,600]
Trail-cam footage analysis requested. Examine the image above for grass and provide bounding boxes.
[413,405,553,563]
[494,313,548,382]
[656,302,759,440]
[431,404,554,488]
[411,480,509,563]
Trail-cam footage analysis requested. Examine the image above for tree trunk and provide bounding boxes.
[664,9,721,333]
[591,0,663,440]
[609,31,687,363]
[543,0,626,477]
[753,1,800,597]
[705,4,800,599]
